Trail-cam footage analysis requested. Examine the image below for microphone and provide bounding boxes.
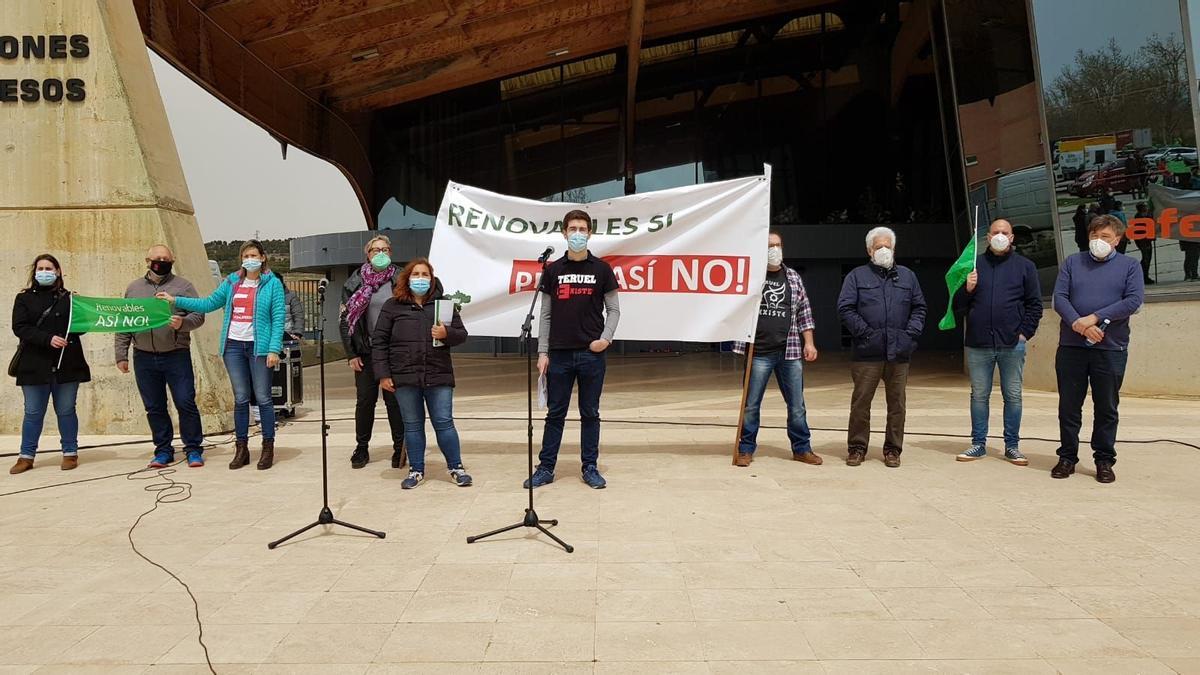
[537,245,555,263]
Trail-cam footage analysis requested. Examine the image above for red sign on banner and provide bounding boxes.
[509,255,751,295]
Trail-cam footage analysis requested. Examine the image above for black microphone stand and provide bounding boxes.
[467,254,573,553]
[269,280,386,549]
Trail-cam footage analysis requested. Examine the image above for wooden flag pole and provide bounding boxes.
[732,343,755,464]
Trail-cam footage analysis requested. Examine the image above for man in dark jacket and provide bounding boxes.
[953,219,1043,465]
[837,226,927,468]
[1051,214,1144,483]
[339,235,405,469]
[115,245,207,468]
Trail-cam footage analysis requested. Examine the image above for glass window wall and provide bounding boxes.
[1029,0,1198,290]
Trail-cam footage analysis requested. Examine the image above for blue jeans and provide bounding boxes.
[539,349,606,472]
[20,381,80,459]
[739,352,812,455]
[966,343,1026,448]
[393,385,462,473]
[134,349,204,454]
[222,340,275,441]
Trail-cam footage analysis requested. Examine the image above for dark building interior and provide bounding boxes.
[368,2,964,352]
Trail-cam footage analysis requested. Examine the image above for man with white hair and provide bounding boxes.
[836,227,927,467]
[115,244,207,468]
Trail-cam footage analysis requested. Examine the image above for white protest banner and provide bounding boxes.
[427,166,771,342]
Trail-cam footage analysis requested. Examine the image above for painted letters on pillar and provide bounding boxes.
[0,34,90,103]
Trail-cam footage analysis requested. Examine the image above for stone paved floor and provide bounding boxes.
[2,352,1199,674]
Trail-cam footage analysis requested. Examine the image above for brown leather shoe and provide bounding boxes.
[9,458,34,474]
[846,450,865,467]
[883,451,901,468]
[1095,461,1116,484]
[793,451,823,465]
[734,453,753,467]
[257,439,274,470]
[1051,458,1075,479]
[61,455,78,471]
[229,440,250,470]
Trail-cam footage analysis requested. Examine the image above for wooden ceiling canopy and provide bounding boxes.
[188,0,828,112]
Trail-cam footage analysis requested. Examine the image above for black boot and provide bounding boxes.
[351,446,369,469]
[229,440,250,470]
[257,439,274,470]
[391,443,407,469]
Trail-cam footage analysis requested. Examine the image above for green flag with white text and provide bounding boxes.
[937,235,977,331]
[68,295,173,333]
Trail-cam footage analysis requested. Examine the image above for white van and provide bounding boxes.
[993,165,1058,291]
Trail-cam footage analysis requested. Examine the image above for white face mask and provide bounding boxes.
[989,234,1011,253]
[767,246,783,267]
[871,246,894,268]
[1089,238,1113,259]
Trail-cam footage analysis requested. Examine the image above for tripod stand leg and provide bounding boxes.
[466,521,524,544]
[535,524,574,553]
[538,520,559,527]
[330,519,386,539]
[268,521,322,549]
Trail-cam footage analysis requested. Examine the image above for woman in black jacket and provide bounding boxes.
[339,235,405,470]
[372,258,471,489]
[10,254,91,474]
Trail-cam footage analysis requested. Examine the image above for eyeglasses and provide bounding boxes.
[368,247,392,254]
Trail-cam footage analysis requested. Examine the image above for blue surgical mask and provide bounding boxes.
[567,232,589,253]
[242,258,263,272]
[409,277,431,295]
[370,252,391,270]
[35,270,57,286]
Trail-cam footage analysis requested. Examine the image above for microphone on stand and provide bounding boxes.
[537,245,555,264]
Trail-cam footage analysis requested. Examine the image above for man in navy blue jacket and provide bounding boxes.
[1052,214,1144,483]
[837,227,927,468]
[953,219,1043,465]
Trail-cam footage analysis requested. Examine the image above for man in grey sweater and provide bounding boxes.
[115,245,207,468]
[1051,214,1144,483]
[526,209,620,490]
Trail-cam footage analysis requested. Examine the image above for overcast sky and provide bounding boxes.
[1031,0,1185,80]
[149,51,367,242]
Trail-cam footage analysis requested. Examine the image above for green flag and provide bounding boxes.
[68,295,173,333]
[937,235,977,331]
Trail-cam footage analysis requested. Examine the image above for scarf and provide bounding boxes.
[345,262,396,335]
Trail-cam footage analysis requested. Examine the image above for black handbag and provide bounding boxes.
[7,294,62,378]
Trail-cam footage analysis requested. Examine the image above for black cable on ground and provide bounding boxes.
[125,463,216,675]
[0,428,242,459]
[449,415,1200,452]
[0,433,242,496]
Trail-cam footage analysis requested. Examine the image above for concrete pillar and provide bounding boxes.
[0,0,233,434]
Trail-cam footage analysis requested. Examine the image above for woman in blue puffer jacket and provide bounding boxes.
[158,240,286,470]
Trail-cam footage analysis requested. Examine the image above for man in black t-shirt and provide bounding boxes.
[526,209,621,489]
[732,231,820,467]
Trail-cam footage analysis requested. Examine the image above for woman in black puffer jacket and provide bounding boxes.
[10,254,91,474]
[372,258,471,490]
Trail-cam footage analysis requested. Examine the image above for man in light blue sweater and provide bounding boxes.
[1051,214,1144,484]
